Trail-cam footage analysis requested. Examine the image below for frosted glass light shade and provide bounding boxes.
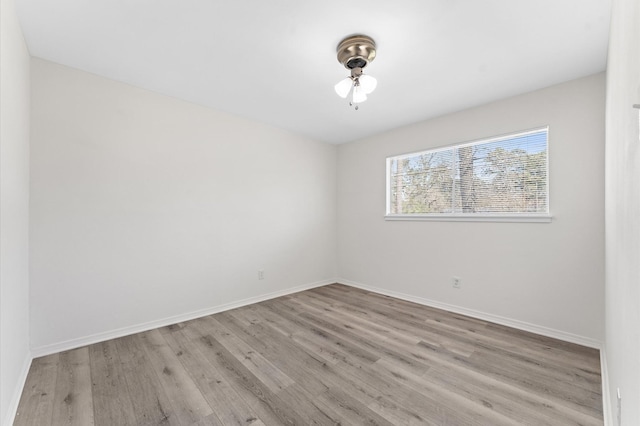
[334,78,353,98]
[358,74,377,94]
[352,85,367,103]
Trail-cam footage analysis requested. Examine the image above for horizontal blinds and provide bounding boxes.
[388,128,548,215]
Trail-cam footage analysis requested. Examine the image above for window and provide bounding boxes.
[386,127,550,222]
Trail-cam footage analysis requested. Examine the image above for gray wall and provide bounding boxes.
[605,0,640,423]
[338,73,605,345]
[29,59,337,353]
[0,0,31,423]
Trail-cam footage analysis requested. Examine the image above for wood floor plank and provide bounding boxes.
[217,308,408,422]
[472,343,602,394]
[115,334,182,426]
[160,325,258,425]
[243,303,349,365]
[297,309,433,376]
[88,340,137,426]
[215,311,334,396]
[424,363,602,426]
[189,331,308,425]
[332,353,486,426]
[261,300,381,364]
[309,286,480,356]
[467,347,602,417]
[139,329,213,424]
[13,354,59,426]
[304,297,424,347]
[373,357,520,426]
[316,387,395,426]
[276,384,344,425]
[15,283,603,425]
[189,413,224,425]
[50,347,95,426]
[318,285,600,378]
[194,314,296,393]
[265,300,476,425]
[481,324,602,375]
[415,338,603,420]
[329,359,442,425]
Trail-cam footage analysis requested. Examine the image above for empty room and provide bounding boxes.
[1,0,638,425]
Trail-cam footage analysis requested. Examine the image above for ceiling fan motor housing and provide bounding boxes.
[337,35,376,70]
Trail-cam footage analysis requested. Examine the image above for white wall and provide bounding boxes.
[338,73,605,344]
[30,59,337,352]
[0,0,31,423]
[605,0,640,423]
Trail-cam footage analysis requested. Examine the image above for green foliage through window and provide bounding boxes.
[387,128,548,215]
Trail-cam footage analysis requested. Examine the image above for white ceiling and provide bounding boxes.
[16,0,611,144]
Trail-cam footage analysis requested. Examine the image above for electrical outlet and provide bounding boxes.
[452,276,461,289]
[258,270,264,280]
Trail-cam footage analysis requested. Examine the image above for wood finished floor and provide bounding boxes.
[14,284,603,425]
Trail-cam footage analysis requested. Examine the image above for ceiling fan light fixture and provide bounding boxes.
[335,34,377,110]
[334,77,353,98]
[358,74,377,94]
[352,85,368,103]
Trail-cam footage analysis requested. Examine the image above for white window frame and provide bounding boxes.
[385,127,552,223]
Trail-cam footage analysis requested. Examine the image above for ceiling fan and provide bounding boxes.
[334,35,377,110]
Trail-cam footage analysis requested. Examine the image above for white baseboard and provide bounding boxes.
[31,279,335,358]
[337,278,603,349]
[600,347,612,426]
[3,352,32,426]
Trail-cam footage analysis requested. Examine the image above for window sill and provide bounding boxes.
[384,214,553,223]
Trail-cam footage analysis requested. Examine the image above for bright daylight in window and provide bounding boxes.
[386,127,550,222]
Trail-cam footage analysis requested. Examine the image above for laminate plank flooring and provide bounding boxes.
[88,340,137,425]
[50,347,94,425]
[14,284,603,425]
